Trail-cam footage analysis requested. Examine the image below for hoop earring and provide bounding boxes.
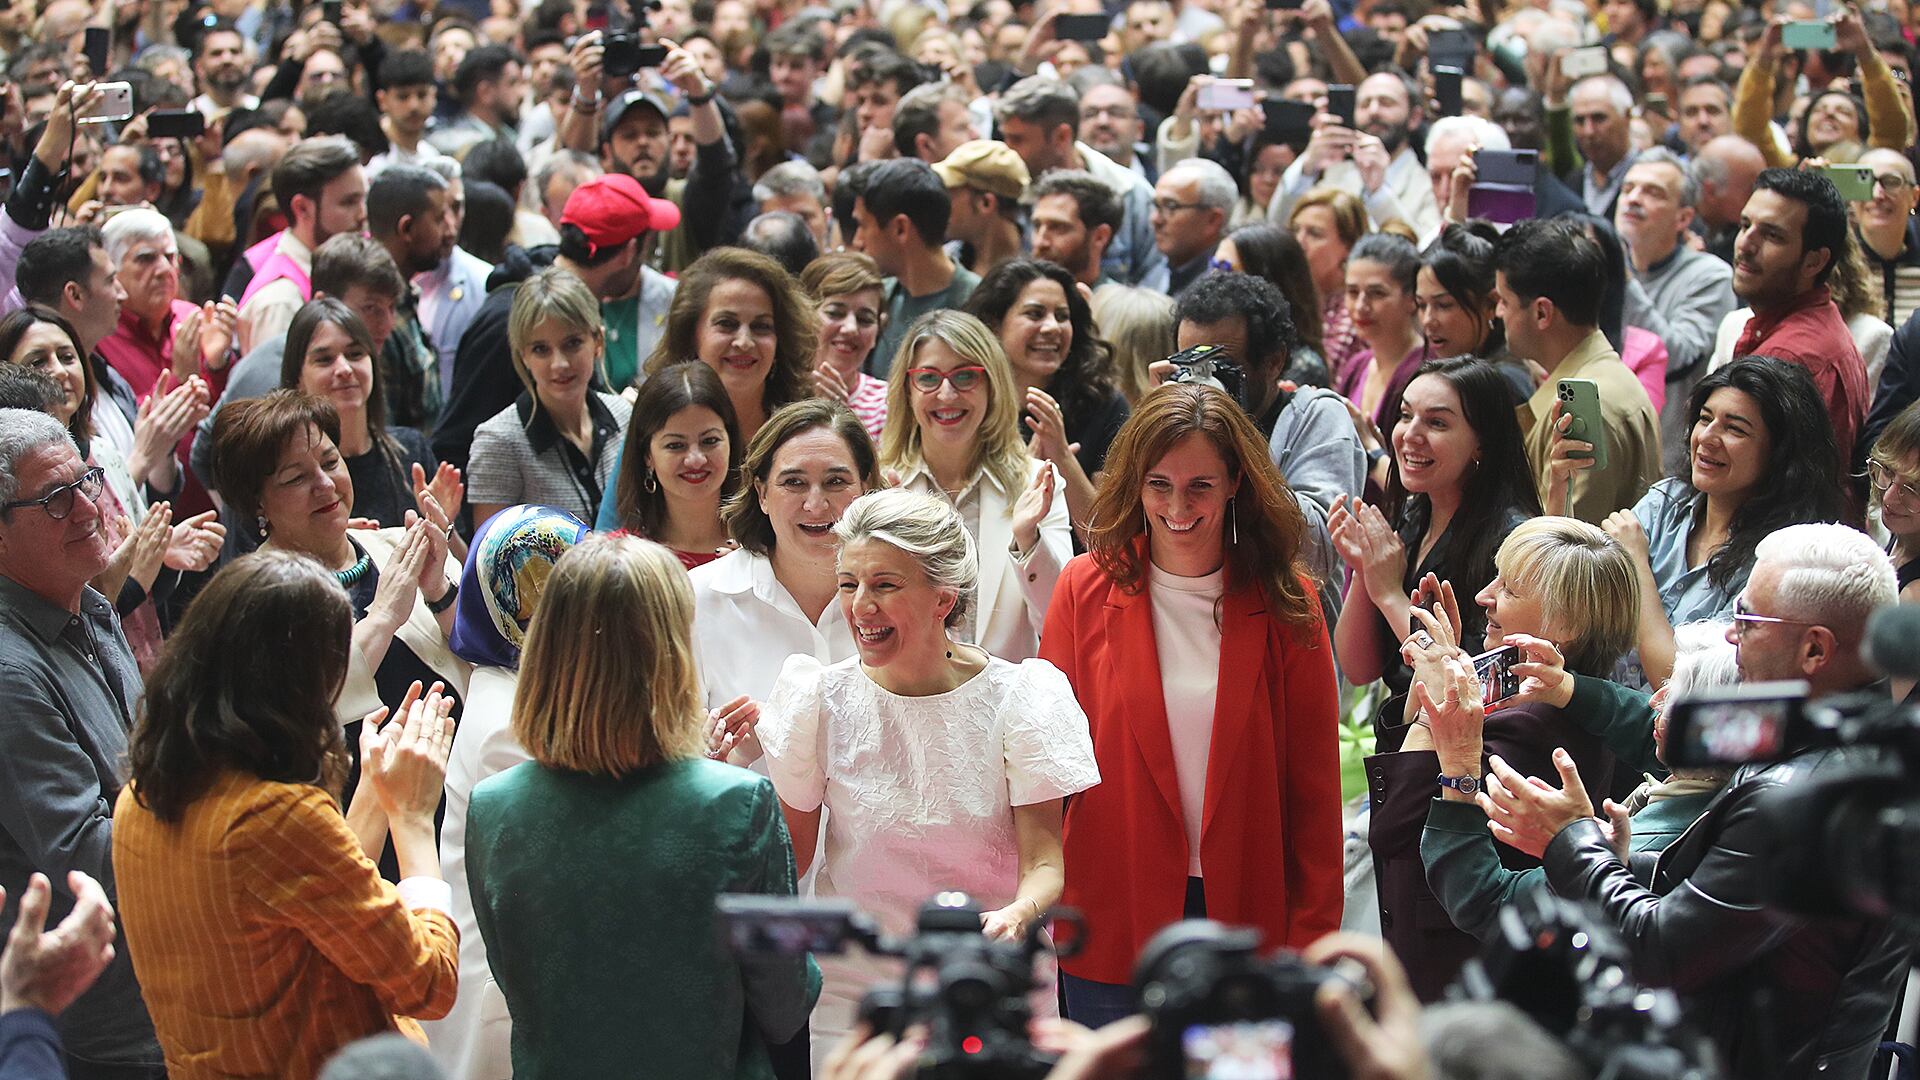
[643,468,658,493]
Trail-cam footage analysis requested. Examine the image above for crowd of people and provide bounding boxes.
[0,0,1917,1075]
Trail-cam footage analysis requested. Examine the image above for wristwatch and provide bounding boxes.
[1436,772,1481,796]
[426,578,459,614]
[686,83,716,106]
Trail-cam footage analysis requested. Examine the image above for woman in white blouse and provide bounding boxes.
[879,310,1069,662]
[690,398,880,733]
[756,488,1101,1069]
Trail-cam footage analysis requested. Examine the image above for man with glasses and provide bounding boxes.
[1144,158,1233,299]
[1481,522,1909,1080]
[0,407,164,1079]
[1851,148,1920,331]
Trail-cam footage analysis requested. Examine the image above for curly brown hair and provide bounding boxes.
[643,247,819,413]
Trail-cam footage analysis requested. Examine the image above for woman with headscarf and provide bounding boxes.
[424,505,591,1080]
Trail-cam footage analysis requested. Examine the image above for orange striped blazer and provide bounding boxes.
[111,771,459,1080]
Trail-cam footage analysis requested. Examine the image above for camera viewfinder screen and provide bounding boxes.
[1182,1020,1294,1079]
[1684,701,1790,763]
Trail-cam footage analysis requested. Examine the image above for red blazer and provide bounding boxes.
[1039,552,1344,984]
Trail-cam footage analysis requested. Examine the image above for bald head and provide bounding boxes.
[223,128,293,188]
[1691,135,1768,229]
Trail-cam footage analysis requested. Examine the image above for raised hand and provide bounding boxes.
[706,695,761,762]
[1411,650,1486,780]
[0,871,119,1018]
[1024,387,1073,468]
[412,461,464,525]
[1476,749,1595,858]
[1541,401,1594,516]
[1010,461,1056,552]
[813,361,854,403]
[163,509,225,572]
[365,523,429,634]
[1503,632,1575,709]
[1600,509,1650,567]
[364,680,455,824]
[123,502,173,591]
[1409,571,1463,645]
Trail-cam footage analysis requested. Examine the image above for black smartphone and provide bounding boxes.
[1427,28,1474,70]
[1262,98,1315,144]
[1056,13,1111,40]
[1326,83,1355,128]
[322,0,342,21]
[1265,0,1305,9]
[1474,147,1538,186]
[1470,645,1522,706]
[634,43,669,67]
[1433,65,1463,117]
[147,109,206,138]
[84,27,110,77]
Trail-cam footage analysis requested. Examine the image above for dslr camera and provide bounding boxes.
[601,0,669,78]
[1133,920,1371,1080]
[718,892,1072,1079]
[1451,890,1722,1080]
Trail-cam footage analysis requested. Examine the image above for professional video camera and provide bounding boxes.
[1662,606,1920,924]
[1132,920,1374,1080]
[1451,890,1722,1080]
[717,892,1070,1079]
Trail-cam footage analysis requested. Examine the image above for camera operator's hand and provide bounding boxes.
[1042,1015,1150,1080]
[822,1022,925,1080]
[1303,934,1432,1080]
[1503,633,1575,710]
[1476,749,1595,859]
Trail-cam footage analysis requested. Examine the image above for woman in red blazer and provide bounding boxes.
[1039,383,1344,1028]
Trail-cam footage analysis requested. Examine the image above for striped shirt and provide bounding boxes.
[845,373,889,441]
[112,771,459,1080]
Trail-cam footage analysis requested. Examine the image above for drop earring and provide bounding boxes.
[643,468,658,493]
[1229,500,1238,545]
[256,516,270,538]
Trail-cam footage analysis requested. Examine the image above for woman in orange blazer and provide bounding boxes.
[1039,383,1344,1027]
[111,551,460,1080]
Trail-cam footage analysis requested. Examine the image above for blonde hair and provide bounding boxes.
[1089,285,1175,404]
[510,536,705,777]
[507,266,605,394]
[1494,517,1639,676]
[881,310,1030,499]
[834,488,979,628]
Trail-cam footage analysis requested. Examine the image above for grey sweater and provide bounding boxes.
[1625,244,1737,474]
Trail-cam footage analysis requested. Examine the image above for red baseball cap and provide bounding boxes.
[559,174,681,257]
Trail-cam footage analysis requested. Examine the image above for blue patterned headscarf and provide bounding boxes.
[448,505,590,669]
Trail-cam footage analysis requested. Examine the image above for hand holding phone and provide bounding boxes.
[1197,78,1256,112]
[1782,19,1838,49]
[1326,84,1356,128]
[1554,378,1610,471]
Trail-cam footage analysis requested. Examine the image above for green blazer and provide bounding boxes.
[466,757,820,1080]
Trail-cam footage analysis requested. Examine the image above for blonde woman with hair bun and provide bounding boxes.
[754,488,1100,1070]
[879,310,1071,662]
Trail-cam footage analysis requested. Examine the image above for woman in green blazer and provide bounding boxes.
[464,535,819,1079]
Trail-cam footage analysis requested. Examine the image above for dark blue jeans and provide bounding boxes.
[1061,878,1208,1030]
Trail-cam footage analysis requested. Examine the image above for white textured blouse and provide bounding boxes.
[757,653,1101,936]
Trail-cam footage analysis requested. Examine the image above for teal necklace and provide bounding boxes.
[335,551,373,588]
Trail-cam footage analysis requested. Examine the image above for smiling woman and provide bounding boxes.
[1038,383,1341,1030]
[469,267,633,530]
[755,487,1099,1070]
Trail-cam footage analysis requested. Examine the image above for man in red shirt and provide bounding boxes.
[1729,168,1869,488]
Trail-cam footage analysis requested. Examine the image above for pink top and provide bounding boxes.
[845,372,888,441]
[1622,326,1668,415]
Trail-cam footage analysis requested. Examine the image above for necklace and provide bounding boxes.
[335,551,373,588]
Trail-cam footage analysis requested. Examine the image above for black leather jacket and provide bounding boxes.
[1544,747,1911,1080]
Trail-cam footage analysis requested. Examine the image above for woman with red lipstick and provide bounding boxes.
[644,248,817,446]
[800,253,889,440]
[1583,356,1840,689]
[1329,357,1540,744]
[210,390,469,878]
[600,363,742,570]
[879,311,1069,662]
[469,268,634,530]
[1038,384,1341,1030]
[1336,233,1425,442]
[757,488,1099,1069]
